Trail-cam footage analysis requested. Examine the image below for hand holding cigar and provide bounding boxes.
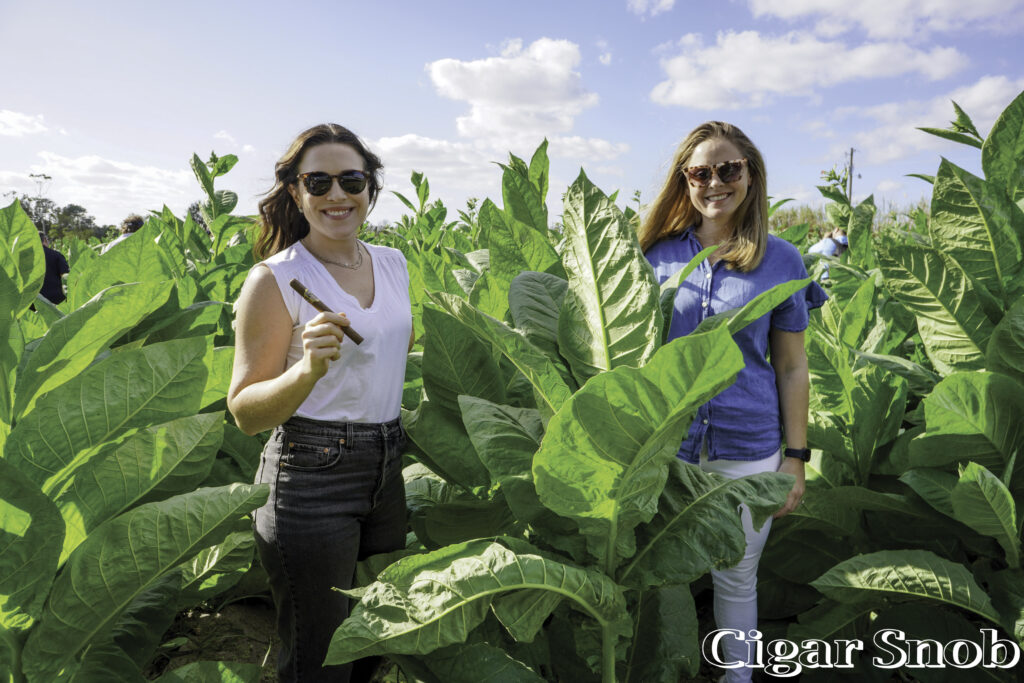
[289,278,364,345]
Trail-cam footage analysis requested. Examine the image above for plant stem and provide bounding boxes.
[602,623,617,683]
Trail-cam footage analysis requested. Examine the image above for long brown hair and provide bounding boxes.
[255,123,383,260]
[638,121,768,272]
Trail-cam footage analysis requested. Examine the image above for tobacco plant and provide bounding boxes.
[0,156,268,683]
[328,144,799,682]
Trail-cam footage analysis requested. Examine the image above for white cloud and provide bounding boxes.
[749,0,1024,40]
[0,110,48,137]
[6,152,195,225]
[214,130,237,144]
[369,134,501,221]
[651,31,965,109]
[549,136,629,161]
[831,75,1024,164]
[426,38,601,148]
[599,52,612,66]
[628,0,676,18]
[242,144,256,153]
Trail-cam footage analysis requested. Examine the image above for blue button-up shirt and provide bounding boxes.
[646,229,828,462]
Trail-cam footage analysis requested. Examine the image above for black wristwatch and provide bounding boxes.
[784,447,811,462]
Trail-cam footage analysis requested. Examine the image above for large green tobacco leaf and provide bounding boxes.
[788,599,875,642]
[534,325,743,571]
[810,549,1001,623]
[622,584,699,682]
[557,171,661,385]
[657,246,717,343]
[0,458,64,629]
[875,238,994,375]
[20,483,267,683]
[847,365,907,484]
[621,462,791,589]
[72,571,182,682]
[695,279,812,336]
[0,269,23,449]
[982,89,1024,201]
[987,296,1024,388]
[422,306,506,415]
[986,568,1024,646]
[468,270,510,321]
[929,159,1024,300]
[67,220,180,309]
[950,462,1020,568]
[508,271,569,369]
[501,154,548,235]
[431,293,572,416]
[325,539,628,665]
[846,196,877,270]
[5,337,209,496]
[457,396,586,559]
[909,372,1024,482]
[416,642,546,683]
[178,530,255,605]
[484,201,560,287]
[0,201,46,318]
[404,400,490,489]
[54,413,223,563]
[14,281,175,419]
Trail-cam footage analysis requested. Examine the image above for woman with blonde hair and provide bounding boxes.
[228,123,413,682]
[642,121,826,683]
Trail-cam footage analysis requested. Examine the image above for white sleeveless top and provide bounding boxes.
[260,240,411,423]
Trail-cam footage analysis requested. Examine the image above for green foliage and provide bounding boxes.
[0,157,267,682]
[761,92,1024,678]
[2,89,1024,681]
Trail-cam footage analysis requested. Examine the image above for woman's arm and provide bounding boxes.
[769,327,809,518]
[227,265,349,435]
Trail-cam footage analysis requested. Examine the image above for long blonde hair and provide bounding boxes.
[639,121,768,272]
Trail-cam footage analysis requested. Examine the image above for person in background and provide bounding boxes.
[39,231,69,305]
[806,228,848,280]
[807,227,848,258]
[227,123,413,682]
[100,213,145,253]
[639,121,827,683]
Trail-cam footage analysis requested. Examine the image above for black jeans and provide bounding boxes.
[253,415,407,682]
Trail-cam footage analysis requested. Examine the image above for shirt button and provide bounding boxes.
[705,273,712,279]
[702,419,709,425]
[701,300,709,308]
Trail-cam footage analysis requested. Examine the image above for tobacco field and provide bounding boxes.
[1,90,1023,682]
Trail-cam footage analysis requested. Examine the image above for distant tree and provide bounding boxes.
[53,203,102,240]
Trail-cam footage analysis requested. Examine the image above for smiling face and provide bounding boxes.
[684,137,751,231]
[288,142,369,247]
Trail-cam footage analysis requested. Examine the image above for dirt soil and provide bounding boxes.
[145,599,279,682]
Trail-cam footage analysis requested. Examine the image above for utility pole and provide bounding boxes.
[846,148,855,203]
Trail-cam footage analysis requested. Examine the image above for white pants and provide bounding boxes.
[697,446,783,683]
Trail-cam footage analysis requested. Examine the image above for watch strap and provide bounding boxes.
[784,447,811,462]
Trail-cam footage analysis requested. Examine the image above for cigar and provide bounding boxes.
[289,278,364,345]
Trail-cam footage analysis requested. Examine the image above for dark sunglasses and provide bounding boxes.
[296,170,368,196]
[682,158,748,187]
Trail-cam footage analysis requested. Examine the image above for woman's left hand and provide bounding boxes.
[773,456,806,519]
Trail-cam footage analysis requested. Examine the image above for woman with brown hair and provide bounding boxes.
[641,122,826,683]
[228,123,413,682]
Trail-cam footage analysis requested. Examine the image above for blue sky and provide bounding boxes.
[2,0,1023,228]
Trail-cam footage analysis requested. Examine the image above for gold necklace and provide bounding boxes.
[304,241,364,270]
